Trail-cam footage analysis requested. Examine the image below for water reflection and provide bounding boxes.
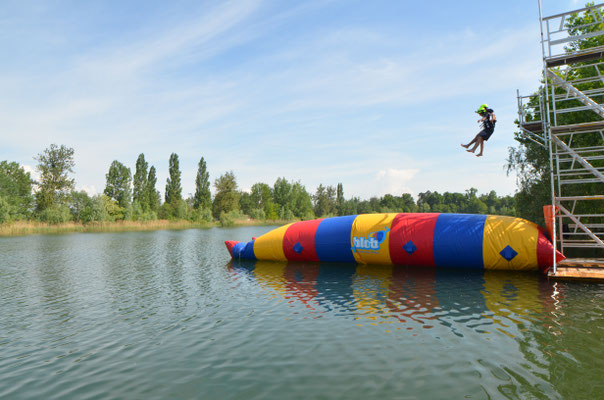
[229,260,557,335]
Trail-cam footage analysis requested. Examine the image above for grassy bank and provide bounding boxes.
[0,218,292,237]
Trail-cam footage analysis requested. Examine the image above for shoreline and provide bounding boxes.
[0,219,292,237]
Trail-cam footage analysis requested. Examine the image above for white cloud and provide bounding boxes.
[77,185,98,196]
[375,168,419,197]
[19,164,39,184]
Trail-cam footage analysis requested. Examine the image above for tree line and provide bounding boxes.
[0,144,516,226]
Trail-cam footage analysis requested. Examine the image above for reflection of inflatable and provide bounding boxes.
[228,260,558,330]
[225,213,564,272]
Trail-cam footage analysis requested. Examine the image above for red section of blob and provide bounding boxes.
[284,263,320,310]
[389,213,439,267]
[536,228,565,273]
[224,240,239,258]
[282,219,324,262]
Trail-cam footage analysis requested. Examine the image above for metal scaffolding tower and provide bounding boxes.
[517,2,604,275]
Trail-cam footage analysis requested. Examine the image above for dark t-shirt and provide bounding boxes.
[483,108,495,131]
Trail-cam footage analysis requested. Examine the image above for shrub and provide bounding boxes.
[219,211,235,227]
[191,207,212,223]
[102,195,124,221]
[219,210,245,227]
[0,196,11,223]
[248,208,266,221]
[81,195,109,223]
[38,204,72,224]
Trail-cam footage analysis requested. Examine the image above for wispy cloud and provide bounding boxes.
[2,1,541,199]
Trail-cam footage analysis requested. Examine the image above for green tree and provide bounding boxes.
[239,191,254,216]
[291,181,314,219]
[133,153,148,208]
[193,156,211,210]
[401,193,418,212]
[417,191,443,213]
[165,153,182,206]
[0,161,33,219]
[104,160,132,210]
[212,171,240,218]
[69,190,91,222]
[34,144,75,211]
[463,188,488,214]
[0,197,10,223]
[313,184,337,217]
[38,204,72,223]
[248,182,277,219]
[336,183,344,216]
[101,194,125,221]
[273,177,293,217]
[81,194,110,223]
[146,166,161,213]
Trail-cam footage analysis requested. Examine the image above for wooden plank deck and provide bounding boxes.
[545,45,604,67]
[549,258,604,281]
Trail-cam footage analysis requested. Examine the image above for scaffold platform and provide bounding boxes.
[516,1,604,281]
[549,258,604,280]
[545,44,604,67]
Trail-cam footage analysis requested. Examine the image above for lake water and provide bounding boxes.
[0,227,603,399]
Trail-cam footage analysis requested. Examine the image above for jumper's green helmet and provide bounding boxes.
[476,103,489,114]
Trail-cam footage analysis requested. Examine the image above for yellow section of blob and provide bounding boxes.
[482,216,539,270]
[353,264,394,322]
[253,223,292,261]
[350,213,397,265]
[253,261,288,297]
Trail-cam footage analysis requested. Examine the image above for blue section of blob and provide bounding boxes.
[232,242,246,258]
[315,215,357,263]
[500,245,518,261]
[238,240,256,260]
[433,214,486,269]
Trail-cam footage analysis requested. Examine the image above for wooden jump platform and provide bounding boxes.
[549,258,604,281]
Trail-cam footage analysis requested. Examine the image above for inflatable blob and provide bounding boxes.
[225,213,564,272]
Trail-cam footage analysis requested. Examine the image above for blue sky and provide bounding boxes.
[0,0,585,200]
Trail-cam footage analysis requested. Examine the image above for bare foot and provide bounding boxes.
[467,149,474,153]
[461,144,468,148]
[476,153,483,157]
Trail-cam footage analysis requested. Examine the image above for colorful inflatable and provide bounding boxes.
[225,213,564,272]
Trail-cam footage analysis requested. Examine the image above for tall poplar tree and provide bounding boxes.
[165,153,182,205]
[193,156,211,210]
[133,153,148,207]
[146,166,161,213]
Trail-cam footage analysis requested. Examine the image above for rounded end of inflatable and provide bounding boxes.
[225,240,240,258]
[536,229,565,273]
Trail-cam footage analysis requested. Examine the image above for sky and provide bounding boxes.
[0,0,587,201]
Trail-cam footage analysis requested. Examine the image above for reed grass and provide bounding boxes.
[0,218,292,237]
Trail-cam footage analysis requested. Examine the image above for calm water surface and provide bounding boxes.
[0,227,603,399]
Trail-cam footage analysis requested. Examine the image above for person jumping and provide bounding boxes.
[461,104,496,157]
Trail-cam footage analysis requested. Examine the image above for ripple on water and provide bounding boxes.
[0,230,603,399]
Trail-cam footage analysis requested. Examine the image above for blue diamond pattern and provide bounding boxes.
[403,240,417,255]
[293,242,304,254]
[499,245,518,261]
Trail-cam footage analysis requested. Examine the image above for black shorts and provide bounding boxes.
[479,128,494,141]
